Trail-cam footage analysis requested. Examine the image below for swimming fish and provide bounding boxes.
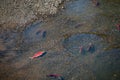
[41,30,47,38]
[29,51,45,59]
[36,30,47,38]
[87,43,95,53]
[79,46,83,53]
[47,74,64,80]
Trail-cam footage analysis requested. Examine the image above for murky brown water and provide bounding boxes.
[0,0,120,80]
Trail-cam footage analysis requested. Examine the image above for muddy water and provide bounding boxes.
[0,0,120,80]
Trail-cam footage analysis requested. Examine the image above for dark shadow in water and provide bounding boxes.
[87,45,95,53]
[42,31,47,38]
[57,76,64,80]
[80,48,86,55]
[39,52,47,57]
[0,51,7,57]
[36,30,41,35]
[23,21,44,43]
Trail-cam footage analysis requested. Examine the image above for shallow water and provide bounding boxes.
[0,0,120,80]
[63,33,105,55]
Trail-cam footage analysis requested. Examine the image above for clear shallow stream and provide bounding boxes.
[0,0,120,80]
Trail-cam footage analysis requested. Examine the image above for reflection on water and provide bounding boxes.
[0,0,120,80]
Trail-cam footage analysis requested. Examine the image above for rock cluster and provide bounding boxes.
[0,0,63,24]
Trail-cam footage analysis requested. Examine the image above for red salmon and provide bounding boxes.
[79,46,83,53]
[29,51,45,59]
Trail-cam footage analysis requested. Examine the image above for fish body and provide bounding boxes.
[79,46,83,53]
[41,30,47,38]
[29,51,45,59]
[36,30,47,38]
[87,43,95,53]
[87,43,93,51]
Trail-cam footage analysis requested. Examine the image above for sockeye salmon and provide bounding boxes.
[29,51,45,59]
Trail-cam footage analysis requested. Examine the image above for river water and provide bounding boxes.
[0,0,120,80]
